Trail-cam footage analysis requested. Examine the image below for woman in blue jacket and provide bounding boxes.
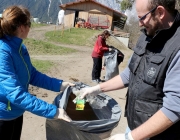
[0,5,73,140]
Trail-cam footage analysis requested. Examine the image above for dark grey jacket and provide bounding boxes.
[125,11,180,139]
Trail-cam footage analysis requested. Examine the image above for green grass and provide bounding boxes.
[31,22,47,28]
[45,28,102,46]
[24,38,76,55]
[31,59,53,73]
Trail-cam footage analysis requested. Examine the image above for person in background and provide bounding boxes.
[0,5,73,140]
[80,0,180,139]
[91,30,112,83]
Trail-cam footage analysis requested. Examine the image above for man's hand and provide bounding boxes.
[109,133,134,140]
[54,108,72,122]
[79,85,101,99]
[60,82,75,92]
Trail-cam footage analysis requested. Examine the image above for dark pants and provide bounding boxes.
[92,57,102,80]
[0,115,23,140]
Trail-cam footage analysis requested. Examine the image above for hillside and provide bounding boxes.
[0,0,64,24]
[0,0,122,24]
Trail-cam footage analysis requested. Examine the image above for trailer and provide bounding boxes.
[84,15,110,29]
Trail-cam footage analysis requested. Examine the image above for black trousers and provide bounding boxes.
[0,115,23,140]
[92,57,102,80]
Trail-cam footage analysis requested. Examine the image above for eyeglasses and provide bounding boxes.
[139,6,157,21]
[25,21,31,27]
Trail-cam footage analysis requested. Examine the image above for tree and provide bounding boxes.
[120,0,133,11]
[176,0,180,11]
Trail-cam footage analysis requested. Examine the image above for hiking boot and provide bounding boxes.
[92,79,99,83]
[98,79,102,82]
[92,79,102,83]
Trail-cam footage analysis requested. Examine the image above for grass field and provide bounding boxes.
[24,38,76,72]
[31,59,53,73]
[45,28,102,47]
[24,38,76,55]
[31,22,47,28]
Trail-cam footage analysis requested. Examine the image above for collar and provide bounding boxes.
[4,35,23,50]
[141,10,180,41]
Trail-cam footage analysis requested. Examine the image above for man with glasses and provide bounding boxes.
[138,6,157,21]
[79,0,180,139]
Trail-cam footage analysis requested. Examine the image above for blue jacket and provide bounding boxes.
[0,35,63,120]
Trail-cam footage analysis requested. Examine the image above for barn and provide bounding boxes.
[59,0,127,31]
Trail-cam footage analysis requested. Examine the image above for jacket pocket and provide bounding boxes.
[143,55,165,85]
[129,53,142,74]
[134,99,162,127]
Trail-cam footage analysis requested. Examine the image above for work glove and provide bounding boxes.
[79,85,101,99]
[109,48,112,51]
[109,133,134,140]
[60,82,75,92]
[54,108,72,122]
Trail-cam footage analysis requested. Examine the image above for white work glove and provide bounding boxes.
[54,108,72,122]
[79,85,101,99]
[60,82,75,92]
[109,133,134,140]
[109,48,112,51]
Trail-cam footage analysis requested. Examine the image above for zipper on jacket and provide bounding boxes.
[7,101,11,111]
[19,43,30,88]
[7,43,30,111]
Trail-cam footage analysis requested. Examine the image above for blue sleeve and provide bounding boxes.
[30,65,63,92]
[0,50,57,119]
[161,51,180,123]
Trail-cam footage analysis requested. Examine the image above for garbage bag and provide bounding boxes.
[46,119,101,140]
[104,46,124,81]
[46,82,121,139]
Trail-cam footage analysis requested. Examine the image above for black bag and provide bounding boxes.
[46,119,101,140]
[46,82,121,140]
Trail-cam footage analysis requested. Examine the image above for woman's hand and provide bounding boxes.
[54,108,72,122]
[60,82,75,92]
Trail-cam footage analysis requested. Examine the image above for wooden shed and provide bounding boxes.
[59,0,127,31]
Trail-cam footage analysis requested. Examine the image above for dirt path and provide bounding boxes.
[20,25,131,140]
[28,24,57,40]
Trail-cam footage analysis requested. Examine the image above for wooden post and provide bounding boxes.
[53,25,56,36]
[61,24,64,37]
[69,24,72,32]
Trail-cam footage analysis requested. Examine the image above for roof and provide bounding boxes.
[59,0,126,18]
